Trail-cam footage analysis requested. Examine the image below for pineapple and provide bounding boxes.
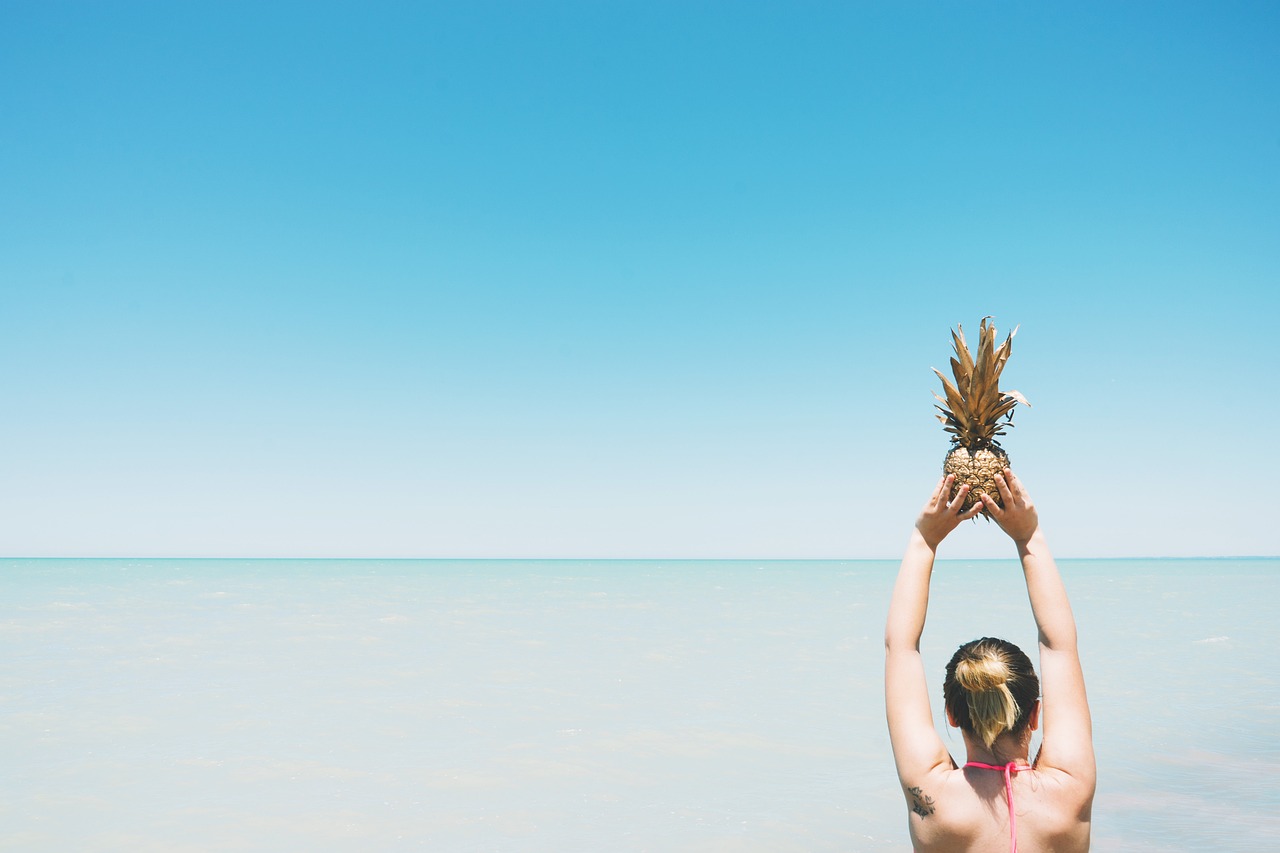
[932,318,1029,513]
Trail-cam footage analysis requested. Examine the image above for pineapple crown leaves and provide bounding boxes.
[931,317,1030,448]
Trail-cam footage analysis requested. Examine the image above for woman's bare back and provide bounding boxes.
[906,764,1092,852]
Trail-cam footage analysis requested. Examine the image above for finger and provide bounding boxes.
[994,471,1015,505]
[1003,468,1028,503]
[979,491,1002,516]
[946,482,970,511]
[928,475,945,503]
[959,501,984,521]
[931,474,953,507]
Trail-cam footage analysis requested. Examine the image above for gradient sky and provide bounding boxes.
[2,2,1277,558]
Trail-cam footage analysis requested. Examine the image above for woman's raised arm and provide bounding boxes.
[885,475,983,789]
[981,470,1095,786]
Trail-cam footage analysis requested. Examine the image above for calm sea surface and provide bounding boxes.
[2,558,1277,851]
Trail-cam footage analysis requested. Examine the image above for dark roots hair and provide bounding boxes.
[943,637,1040,749]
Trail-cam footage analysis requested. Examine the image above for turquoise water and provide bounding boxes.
[2,558,1276,851]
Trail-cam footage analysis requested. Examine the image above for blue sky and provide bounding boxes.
[2,2,1277,558]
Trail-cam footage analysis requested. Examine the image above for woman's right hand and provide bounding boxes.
[980,469,1040,544]
[915,473,984,549]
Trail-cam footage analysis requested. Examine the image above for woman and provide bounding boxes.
[885,470,1095,851]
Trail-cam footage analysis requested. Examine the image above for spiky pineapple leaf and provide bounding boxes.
[951,327,974,379]
[931,369,968,417]
[971,324,995,409]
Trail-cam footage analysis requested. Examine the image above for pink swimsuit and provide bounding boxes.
[965,761,1032,853]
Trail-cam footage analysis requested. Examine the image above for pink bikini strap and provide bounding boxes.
[964,761,1031,853]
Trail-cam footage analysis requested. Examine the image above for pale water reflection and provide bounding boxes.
[2,558,1276,851]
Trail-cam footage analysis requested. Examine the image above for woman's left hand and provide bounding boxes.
[915,474,983,549]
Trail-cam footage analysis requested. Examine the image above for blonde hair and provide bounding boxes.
[943,638,1039,750]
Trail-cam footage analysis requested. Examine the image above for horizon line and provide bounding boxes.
[1,554,1275,562]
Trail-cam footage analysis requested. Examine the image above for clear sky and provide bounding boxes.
[2,2,1277,558]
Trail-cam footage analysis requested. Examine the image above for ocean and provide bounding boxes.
[2,557,1276,851]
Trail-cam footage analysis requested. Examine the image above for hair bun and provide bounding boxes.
[954,654,1011,693]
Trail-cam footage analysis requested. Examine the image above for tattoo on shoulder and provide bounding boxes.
[907,786,936,818]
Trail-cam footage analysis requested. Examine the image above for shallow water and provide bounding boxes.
[2,558,1277,851]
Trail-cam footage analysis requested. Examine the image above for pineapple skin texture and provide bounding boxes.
[943,446,1010,513]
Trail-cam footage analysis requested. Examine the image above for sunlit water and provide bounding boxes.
[2,558,1277,851]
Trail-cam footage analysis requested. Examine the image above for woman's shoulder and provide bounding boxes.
[1031,758,1098,808]
[1033,769,1097,834]
[904,769,990,849]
